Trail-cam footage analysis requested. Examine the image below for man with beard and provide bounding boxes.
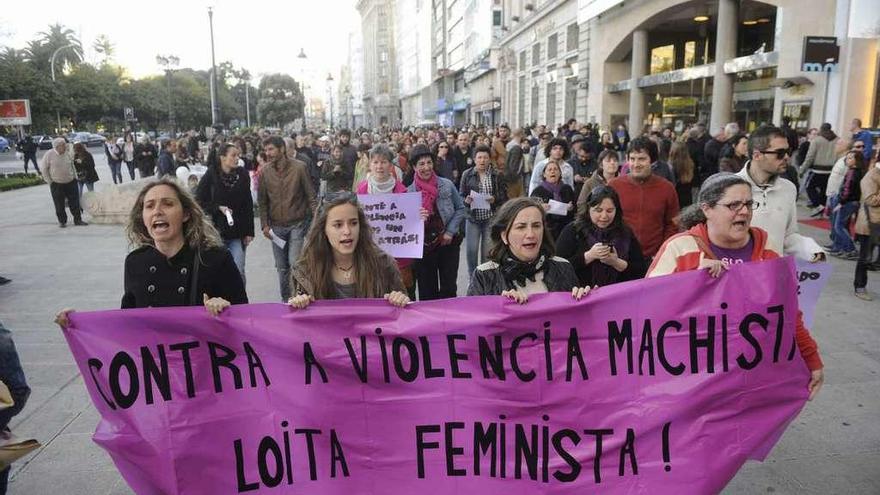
[258,136,316,300]
[337,128,359,170]
[736,125,824,261]
[451,131,473,178]
[491,124,511,171]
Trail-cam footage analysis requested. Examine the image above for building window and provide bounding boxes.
[546,81,556,126]
[566,24,579,51]
[650,44,675,74]
[547,33,558,60]
[518,75,526,126]
[531,83,540,124]
[454,75,464,92]
[493,10,502,26]
[564,78,577,121]
[519,50,526,71]
[532,43,541,65]
[380,51,388,62]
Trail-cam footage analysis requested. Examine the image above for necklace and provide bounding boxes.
[334,262,354,281]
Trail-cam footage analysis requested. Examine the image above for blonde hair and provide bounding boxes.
[126,178,223,250]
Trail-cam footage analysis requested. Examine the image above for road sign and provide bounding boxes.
[0,99,32,125]
[124,107,136,121]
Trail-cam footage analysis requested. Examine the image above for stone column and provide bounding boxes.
[709,0,738,132]
[628,29,648,133]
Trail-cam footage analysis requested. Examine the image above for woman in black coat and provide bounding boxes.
[73,142,99,198]
[196,143,255,285]
[555,185,646,287]
[55,178,247,328]
[530,159,575,240]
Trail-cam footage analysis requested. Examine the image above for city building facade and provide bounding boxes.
[357,0,400,128]
[348,0,879,131]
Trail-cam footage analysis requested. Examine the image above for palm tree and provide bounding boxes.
[37,23,83,72]
[0,47,28,65]
[93,34,114,64]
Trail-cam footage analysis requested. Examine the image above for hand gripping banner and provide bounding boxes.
[62,257,810,494]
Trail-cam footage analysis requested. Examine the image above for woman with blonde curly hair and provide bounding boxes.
[55,178,247,329]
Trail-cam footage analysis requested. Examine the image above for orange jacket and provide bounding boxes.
[647,223,823,371]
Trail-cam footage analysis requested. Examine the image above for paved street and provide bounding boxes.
[0,153,878,494]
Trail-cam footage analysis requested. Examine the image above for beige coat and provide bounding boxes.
[855,166,880,236]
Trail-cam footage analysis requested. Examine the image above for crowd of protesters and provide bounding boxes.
[35,114,880,492]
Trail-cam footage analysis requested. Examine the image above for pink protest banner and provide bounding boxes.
[62,257,810,494]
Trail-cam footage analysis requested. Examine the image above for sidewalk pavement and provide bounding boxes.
[0,155,877,494]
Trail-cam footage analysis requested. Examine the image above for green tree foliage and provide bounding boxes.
[0,24,272,133]
[257,73,304,128]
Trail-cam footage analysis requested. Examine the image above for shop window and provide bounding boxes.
[683,41,696,68]
[650,44,675,74]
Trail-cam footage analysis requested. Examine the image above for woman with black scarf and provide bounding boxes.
[467,197,590,304]
[556,186,646,288]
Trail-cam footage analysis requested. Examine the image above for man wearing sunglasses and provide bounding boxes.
[850,118,873,162]
[737,126,825,262]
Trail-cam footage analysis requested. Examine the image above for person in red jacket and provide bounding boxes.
[609,137,680,260]
[647,172,824,399]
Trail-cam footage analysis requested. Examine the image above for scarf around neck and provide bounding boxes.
[500,252,547,288]
[414,171,439,213]
[541,180,563,201]
[367,174,397,194]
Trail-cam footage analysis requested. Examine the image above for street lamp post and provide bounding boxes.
[242,71,251,128]
[50,43,78,133]
[156,55,180,134]
[297,48,309,131]
[208,7,220,127]
[326,73,334,131]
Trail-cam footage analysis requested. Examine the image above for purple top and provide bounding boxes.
[709,237,754,266]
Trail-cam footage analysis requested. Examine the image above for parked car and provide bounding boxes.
[0,136,9,152]
[34,135,55,150]
[87,133,107,147]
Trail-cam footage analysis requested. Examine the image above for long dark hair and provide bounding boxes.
[206,143,238,174]
[126,178,223,250]
[488,197,556,261]
[293,194,399,299]
[574,185,626,235]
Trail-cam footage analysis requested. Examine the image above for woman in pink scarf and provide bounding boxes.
[406,144,467,300]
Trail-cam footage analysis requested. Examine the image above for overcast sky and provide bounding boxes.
[0,0,359,90]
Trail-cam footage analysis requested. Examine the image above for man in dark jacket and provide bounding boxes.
[337,129,359,170]
[702,122,739,183]
[686,124,709,185]
[135,137,158,177]
[0,319,31,493]
[16,135,39,175]
[156,139,177,178]
[568,135,595,199]
[451,131,472,177]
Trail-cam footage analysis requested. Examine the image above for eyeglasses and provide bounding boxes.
[716,200,755,213]
[757,148,791,159]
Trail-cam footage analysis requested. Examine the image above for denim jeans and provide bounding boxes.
[271,222,307,301]
[465,218,492,276]
[826,195,839,243]
[0,320,31,495]
[224,238,247,287]
[830,201,859,253]
[108,161,123,184]
[125,160,136,180]
[77,180,95,199]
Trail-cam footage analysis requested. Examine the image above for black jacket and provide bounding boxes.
[73,151,99,183]
[157,150,175,178]
[555,222,646,287]
[135,143,157,173]
[122,245,247,309]
[467,256,579,295]
[459,167,508,220]
[530,184,575,240]
[196,167,255,240]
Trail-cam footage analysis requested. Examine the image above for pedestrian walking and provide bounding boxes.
[258,136,316,301]
[196,143,254,285]
[41,138,87,228]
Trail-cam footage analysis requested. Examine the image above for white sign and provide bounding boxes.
[358,192,425,259]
